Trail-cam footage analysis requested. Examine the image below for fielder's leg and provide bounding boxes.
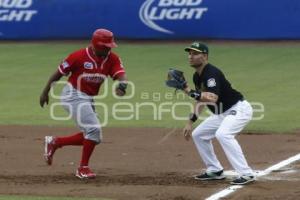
[192,114,224,175]
[215,100,254,184]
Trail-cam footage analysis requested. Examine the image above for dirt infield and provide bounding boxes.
[0,125,299,200]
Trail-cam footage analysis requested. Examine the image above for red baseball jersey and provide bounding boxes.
[58,47,126,96]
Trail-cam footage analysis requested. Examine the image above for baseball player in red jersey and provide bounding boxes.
[40,29,127,179]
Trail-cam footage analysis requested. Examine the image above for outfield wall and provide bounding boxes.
[0,0,299,40]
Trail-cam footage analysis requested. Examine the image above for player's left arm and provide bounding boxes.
[184,72,220,103]
[202,76,220,103]
[201,91,218,102]
[115,74,128,96]
[110,54,128,96]
[183,87,218,103]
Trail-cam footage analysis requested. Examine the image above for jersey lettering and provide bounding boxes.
[81,73,106,83]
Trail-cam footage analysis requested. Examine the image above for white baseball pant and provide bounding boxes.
[192,100,253,176]
[60,84,102,143]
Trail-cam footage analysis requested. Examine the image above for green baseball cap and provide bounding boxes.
[184,42,209,54]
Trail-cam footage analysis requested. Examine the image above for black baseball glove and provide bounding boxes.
[165,68,187,90]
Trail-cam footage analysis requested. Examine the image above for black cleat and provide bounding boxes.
[230,175,255,185]
[194,170,225,180]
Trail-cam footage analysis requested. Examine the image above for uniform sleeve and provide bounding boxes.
[204,73,221,96]
[57,52,78,76]
[193,73,201,92]
[109,54,126,80]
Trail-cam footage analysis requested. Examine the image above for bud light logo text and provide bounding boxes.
[139,0,208,34]
[0,0,37,22]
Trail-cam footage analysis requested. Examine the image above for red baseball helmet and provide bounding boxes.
[91,29,117,50]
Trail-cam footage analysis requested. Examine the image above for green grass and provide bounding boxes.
[0,41,299,133]
[0,196,111,200]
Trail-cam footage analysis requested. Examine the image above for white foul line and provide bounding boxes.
[205,153,300,200]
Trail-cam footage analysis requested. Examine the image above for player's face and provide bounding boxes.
[188,50,208,68]
[92,45,111,57]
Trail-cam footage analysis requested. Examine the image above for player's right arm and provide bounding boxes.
[40,52,78,108]
[183,101,205,141]
[40,70,63,108]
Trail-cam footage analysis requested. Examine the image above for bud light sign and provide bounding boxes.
[139,0,208,34]
[1,0,300,40]
[0,0,37,22]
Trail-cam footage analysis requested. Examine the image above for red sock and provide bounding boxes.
[80,139,96,166]
[55,132,84,147]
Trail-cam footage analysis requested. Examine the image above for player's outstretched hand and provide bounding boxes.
[183,122,192,141]
[115,82,127,96]
[40,93,49,108]
[115,88,125,96]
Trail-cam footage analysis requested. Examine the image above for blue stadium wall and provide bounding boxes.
[0,0,299,39]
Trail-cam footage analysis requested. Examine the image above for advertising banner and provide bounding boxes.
[0,0,299,39]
